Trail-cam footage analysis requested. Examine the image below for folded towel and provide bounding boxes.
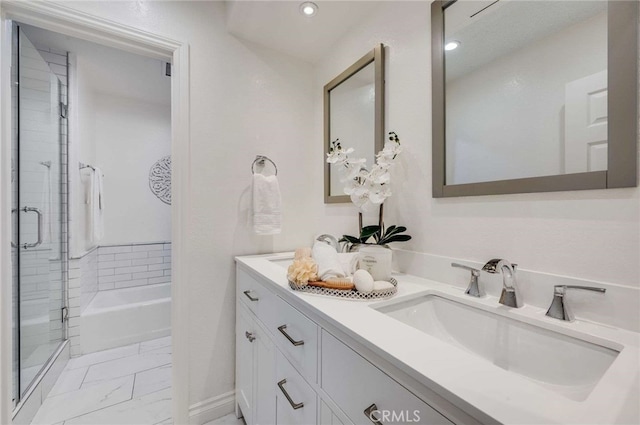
[312,240,345,281]
[253,173,282,235]
[337,253,359,276]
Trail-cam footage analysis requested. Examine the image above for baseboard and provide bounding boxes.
[189,390,235,424]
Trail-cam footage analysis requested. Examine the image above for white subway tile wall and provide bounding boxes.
[97,243,171,291]
[67,247,97,357]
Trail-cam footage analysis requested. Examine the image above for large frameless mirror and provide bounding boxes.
[431,1,638,197]
[324,44,385,203]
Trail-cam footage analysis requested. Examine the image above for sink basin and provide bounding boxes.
[374,294,619,401]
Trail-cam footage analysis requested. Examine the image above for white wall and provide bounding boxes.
[93,93,171,245]
[446,13,607,184]
[313,2,639,290]
[55,0,317,414]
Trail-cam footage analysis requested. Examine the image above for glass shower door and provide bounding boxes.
[12,24,66,403]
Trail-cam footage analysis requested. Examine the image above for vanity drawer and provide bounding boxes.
[268,296,318,384]
[237,267,275,322]
[275,350,318,425]
[321,331,452,425]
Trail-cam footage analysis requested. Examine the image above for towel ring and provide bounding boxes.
[251,155,278,176]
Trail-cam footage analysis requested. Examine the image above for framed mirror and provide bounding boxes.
[324,44,385,203]
[432,1,638,197]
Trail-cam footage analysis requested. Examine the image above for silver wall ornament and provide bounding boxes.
[149,156,171,205]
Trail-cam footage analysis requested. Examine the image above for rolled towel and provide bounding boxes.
[312,240,345,281]
[337,253,359,276]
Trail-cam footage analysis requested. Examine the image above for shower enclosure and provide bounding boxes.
[11,24,68,407]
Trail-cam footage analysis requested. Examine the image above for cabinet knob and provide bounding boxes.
[245,331,255,342]
[364,403,384,424]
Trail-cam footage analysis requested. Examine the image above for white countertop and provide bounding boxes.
[236,252,640,425]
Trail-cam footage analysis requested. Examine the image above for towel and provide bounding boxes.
[40,164,53,244]
[89,167,104,243]
[312,240,345,281]
[252,173,282,235]
[337,252,359,276]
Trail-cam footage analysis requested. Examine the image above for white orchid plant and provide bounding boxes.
[327,132,411,248]
[327,131,402,212]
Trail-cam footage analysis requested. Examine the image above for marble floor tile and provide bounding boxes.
[140,336,171,353]
[133,364,172,398]
[82,349,171,386]
[66,343,140,370]
[65,387,171,425]
[31,375,134,424]
[48,366,88,397]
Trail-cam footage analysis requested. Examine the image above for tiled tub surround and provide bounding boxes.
[68,242,171,356]
[97,242,171,291]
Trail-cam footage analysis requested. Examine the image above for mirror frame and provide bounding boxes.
[324,44,385,203]
[431,1,638,198]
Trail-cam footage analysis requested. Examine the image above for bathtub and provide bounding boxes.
[81,283,171,354]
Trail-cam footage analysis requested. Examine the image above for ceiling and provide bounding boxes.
[21,24,171,106]
[225,1,384,63]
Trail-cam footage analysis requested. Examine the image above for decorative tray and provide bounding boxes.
[287,278,397,300]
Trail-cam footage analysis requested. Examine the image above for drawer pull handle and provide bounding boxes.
[364,403,383,425]
[243,290,259,302]
[245,331,255,342]
[277,325,304,346]
[277,379,304,410]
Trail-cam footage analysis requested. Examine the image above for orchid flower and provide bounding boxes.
[326,132,402,212]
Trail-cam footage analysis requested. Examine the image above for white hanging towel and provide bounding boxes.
[40,164,53,244]
[252,173,282,235]
[89,167,104,243]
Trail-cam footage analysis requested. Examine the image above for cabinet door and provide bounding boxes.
[255,324,276,425]
[275,350,317,425]
[236,304,255,424]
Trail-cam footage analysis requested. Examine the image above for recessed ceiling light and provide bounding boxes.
[300,2,318,17]
[445,41,460,51]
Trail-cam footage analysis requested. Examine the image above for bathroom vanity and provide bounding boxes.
[235,253,639,425]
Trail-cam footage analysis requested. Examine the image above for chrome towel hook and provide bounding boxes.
[251,155,278,176]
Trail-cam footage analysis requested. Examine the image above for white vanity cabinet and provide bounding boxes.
[235,264,460,425]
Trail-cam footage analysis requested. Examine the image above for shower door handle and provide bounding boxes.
[10,208,17,248]
[20,206,43,249]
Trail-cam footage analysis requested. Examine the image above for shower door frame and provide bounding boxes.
[0,3,191,424]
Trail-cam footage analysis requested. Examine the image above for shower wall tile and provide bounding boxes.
[97,243,171,291]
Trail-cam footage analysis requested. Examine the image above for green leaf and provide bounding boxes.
[381,234,412,244]
[340,235,360,244]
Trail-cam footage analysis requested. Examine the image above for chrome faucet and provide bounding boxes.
[545,285,606,322]
[451,263,484,297]
[482,259,521,308]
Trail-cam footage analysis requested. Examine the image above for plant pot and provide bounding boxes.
[356,244,392,281]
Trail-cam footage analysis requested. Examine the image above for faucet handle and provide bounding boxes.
[451,263,484,297]
[553,285,606,295]
[451,262,480,276]
[546,285,606,321]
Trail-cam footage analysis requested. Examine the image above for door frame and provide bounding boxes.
[0,2,190,423]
